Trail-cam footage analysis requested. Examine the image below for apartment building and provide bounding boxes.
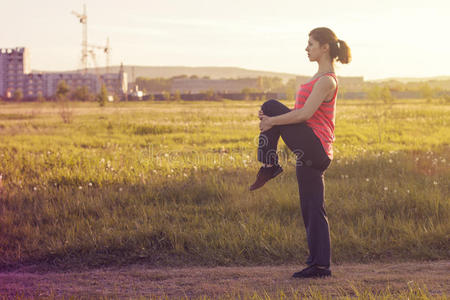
[0,47,127,99]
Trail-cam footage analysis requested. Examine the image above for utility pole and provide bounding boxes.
[72,4,88,74]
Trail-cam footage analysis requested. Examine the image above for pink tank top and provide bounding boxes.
[294,73,338,160]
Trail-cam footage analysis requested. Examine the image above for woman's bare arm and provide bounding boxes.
[259,76,335,131]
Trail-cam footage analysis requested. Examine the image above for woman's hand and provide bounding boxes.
[259,115,273,132]
[258,109,264,120]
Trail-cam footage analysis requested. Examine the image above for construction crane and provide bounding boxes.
[88,49,106,94]
[88,49,99,76]
[71,4,88,74]
[87,37,111,74]
[89,49,114,101]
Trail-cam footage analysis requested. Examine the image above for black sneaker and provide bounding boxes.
[249,165,283,191]
[292,265,331,278]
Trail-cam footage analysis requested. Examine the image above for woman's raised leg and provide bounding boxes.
[250,99,290,191]
[257,99,291,166]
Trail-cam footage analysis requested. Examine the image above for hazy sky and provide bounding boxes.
[1,0,448,80]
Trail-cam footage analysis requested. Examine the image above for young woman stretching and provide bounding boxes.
[249,27,351,278]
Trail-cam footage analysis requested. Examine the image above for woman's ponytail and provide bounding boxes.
[309,28,352,64]
[337,39,351,64]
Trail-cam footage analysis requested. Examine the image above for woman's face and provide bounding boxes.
[305,36,327,62]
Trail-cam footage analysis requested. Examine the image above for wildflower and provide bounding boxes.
[78,186,82,190]
[433,181,438,185]
[365,178,370,182]
[183,173,188,177]
[388,159,393,163]
[407,189,410,193]
[344,174,349,179]
[100,158,105,163]
[153,170,157,174]
[119,187,123,192]
[193,166,198,171]
[384,186,388,191]
[167,174,171,178]
[88,182,93,187]
[33,186,37,191]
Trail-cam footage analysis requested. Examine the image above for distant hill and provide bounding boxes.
[34,66,300,83]
[32,65,449,84]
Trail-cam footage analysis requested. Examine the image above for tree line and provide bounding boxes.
[6,80,111,106]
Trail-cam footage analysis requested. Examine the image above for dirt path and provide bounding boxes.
[0,261,449,298]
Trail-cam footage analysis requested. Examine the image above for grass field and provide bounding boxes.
[1,261,449,298]
[3,283,448,299]
[0,99,448,269]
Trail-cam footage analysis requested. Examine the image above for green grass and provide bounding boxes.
[3,285,447,299]
[0,99,448,269]
[222,284,448,300]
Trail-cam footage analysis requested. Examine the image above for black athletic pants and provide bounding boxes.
[257,99,332,268]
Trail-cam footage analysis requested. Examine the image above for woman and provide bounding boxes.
[249,27,351,278]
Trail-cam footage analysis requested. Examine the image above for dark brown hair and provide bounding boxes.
[309,27,351,64]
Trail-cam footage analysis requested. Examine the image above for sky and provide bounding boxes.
[1,0,449,80]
